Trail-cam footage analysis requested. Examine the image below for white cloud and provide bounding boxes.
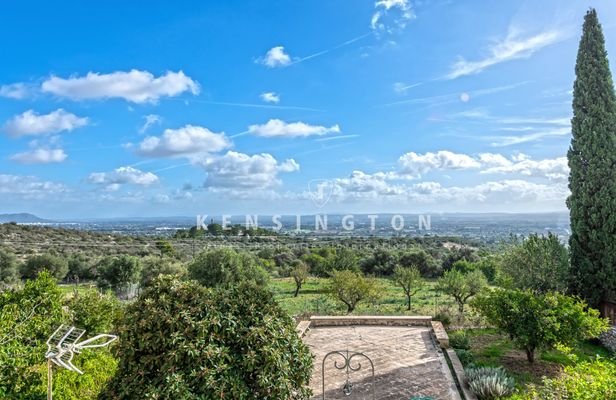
[260,92,280,103]
[248,119,341,138]
[4,109,89,137]
[447,28,563,79]
[398,150,481,178]
[257,46,291,68]
[199,151,299,189]
[0,174,66,197]
[139,114,161,134]
[481,156,569,181]
[137,125,231,158]
[88,166,159,190]
[371,0,414,32]
[10,148,67,164]
[0,83,32,99]
[41,70,200,103]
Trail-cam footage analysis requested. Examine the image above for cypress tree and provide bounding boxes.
[568,8,616,307]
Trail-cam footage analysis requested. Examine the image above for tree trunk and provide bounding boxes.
[458,302,464,314]
[406,294,411,311]
[525,348,535,363]
[294,283,301,297]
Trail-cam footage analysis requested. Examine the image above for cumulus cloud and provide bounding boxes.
[398,150,481,178]
[257,46,292,68]
[481,156,569,181]
[137,125,231,158]
[41,70,200,103]
[371,0,414,32]
[447,28,563,79]
[260,92,280,103]
[0,83,33,99]
[88,166,159,190]
[198,151,299,189]
[248,119,341,138]
[10,148,67,164]
[3,109,89,137]
[0,174,66,197]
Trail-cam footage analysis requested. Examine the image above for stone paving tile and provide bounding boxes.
[303,326,459,400]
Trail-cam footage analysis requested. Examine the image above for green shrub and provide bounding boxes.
[188,248,268,288]
[455,349,475,366]
[449,331,471,350]
[466,366,515,400]
[513,357,616,400]
[433,310,452,326]
[100,277,312,399]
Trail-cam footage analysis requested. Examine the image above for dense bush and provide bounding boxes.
[513,357,616,400]
[449,331,471,350]
[21,253,69,280]
[0,246,19,287]
[139,256,187,287]
[100,277,313,399]
[472,289,609,363]
[501,233,569,293]
[465,366,515,400]
[188,248,268,287]
[96,255,141,297]
[455,349,475,366]
[66,289,122,333]
[0,272,66,398]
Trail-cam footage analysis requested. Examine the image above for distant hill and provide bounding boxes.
[0,213,53,223]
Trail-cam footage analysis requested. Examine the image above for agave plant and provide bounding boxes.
[465,367,515,400]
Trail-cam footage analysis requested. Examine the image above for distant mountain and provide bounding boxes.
[0,213,53,223]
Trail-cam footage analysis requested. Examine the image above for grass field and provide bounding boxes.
[269,277,457,318]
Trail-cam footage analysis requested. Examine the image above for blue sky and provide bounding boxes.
[1,0,615,218]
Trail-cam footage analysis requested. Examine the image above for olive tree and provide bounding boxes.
[501,233,569,293]
[327,270,381,313]
[437,269,487,313]
[100,277,312,399]
[393,266,425,311]
[21,253,69,281]
[188,248,268,288]
[472,288,608,363]
[290,259,309,297]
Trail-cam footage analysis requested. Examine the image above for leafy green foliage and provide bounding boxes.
[101,277,313,399]
[518,357,616,400]
[437,269,487,313]
[465,366,515,400]
[501,233,569,293]
[43,349,118,400]
[392,265,424,310]
[66,289,122,333]
[188,248,268,287]
[327,270,381,313]
[0,246,19,287]
[568,8,616,307]
[21,253,69,281]
[155,239,176,258]
[0,272,67,398]
[139,256,187,287]
[399,247,439,277]
[449,330,471,350]
[290,259,309,297]
[96,255,141,296]
[471,289,609,363]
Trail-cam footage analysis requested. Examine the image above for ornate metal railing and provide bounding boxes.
[321,350,375,399]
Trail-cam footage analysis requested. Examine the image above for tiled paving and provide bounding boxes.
[303,326,460,400]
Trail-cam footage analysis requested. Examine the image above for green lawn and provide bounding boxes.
[269,276,455,318]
